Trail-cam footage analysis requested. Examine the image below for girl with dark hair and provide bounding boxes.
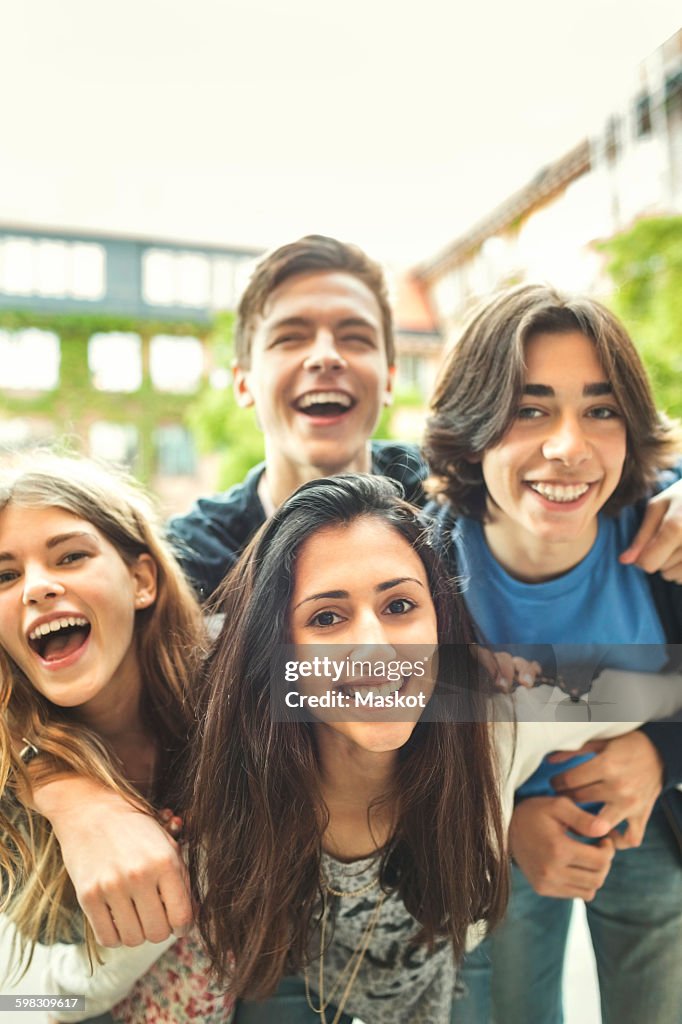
[0,453,234,1024]
[188,473,679,1024]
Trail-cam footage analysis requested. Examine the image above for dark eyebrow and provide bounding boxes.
[292,589,349,610]
[336,317,377,333]
[523,384,554,396]
[0,531,98,563]
[376,576,424,592]
[293,577,424,611]
[583,382,613,396]
[268,316,312,333]
[268,315,378,334]
[522,382,613,397]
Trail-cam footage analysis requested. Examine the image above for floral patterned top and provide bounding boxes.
[110,931,234,1024]
[45,928,234,1024]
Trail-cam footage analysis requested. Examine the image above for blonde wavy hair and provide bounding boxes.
[0,452,206,975]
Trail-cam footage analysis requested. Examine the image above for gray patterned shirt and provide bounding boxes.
[299,852,460,1024]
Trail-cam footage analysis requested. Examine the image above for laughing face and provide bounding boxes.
[289,517,437,755]
[234,271,394,481]
[480,331,627,578]
[0,504,157,718]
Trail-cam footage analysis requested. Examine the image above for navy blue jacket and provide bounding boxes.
[167,441,427,601]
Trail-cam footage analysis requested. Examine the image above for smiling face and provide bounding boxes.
[0,504,157,718]
[234,271,394,482]
[480,330,627,577]
[289,517,437,755]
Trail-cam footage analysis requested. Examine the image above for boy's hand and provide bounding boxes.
[620,481,682,582]
[548,731,664,847]
[509,796,616,900]
[473,645,542,693]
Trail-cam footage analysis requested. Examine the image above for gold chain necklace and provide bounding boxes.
[324,873,379,899]
[304,878,386,1024]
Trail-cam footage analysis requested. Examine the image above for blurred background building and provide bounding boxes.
[416,28,682,345]
[0,224,441,511]
[0,225,259,509]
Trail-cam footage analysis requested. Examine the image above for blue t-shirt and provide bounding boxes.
[453,507,667,800]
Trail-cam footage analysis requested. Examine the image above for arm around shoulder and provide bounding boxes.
[32,775,192,947]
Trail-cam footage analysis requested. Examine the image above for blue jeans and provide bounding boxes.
[456,802,682,1024]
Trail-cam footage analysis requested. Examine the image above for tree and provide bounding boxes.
[600,216,682,419]
[186,312,265,488]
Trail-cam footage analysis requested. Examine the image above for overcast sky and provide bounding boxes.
[1,1,680,265]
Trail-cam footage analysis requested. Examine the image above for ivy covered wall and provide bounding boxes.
[0,309,210,482]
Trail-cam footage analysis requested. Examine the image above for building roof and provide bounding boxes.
[416,139,591,282]
[0,220,263,258]
[393,272,440,334]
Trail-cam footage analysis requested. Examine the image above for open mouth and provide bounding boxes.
[527,481,592,504]
[28,616,91,662]
[294,390,355,419]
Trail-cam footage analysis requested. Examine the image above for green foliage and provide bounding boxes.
[0,308,205,340]
[187,385,265,488]
[374,387,427,442]
[205,310,236,366]
[600,217,682,419]
[185,311,265,488]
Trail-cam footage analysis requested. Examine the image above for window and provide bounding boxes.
[143,249,210,307]
[143,250,176,305]
[149,334,203,393]
[154,424,197,476]
[71,243,106,299]
[88,332,142,392]
[0,328,60,390]
[212,255,257,309]
[89,421,139,467]
[143,248,253,309]
[0,236,105,300]
[398,354,426,392]
[1,238,33,294]
[36,240,69,296]
[604,117,620,163]
[665,69,682,114]
[211,257,236,309]
[635,93,652,138]
[177,253,210,306]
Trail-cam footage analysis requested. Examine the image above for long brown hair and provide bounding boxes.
[424,284,680,518]
[188,474,508,998]
[0,452,205,969]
